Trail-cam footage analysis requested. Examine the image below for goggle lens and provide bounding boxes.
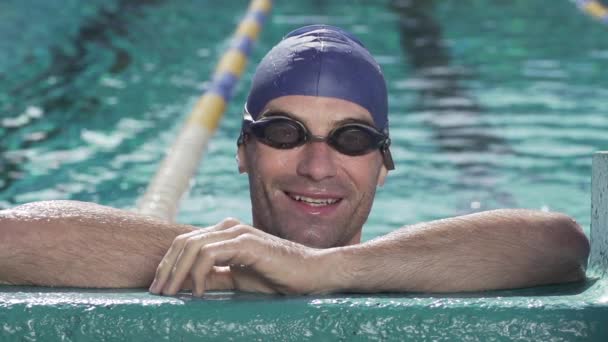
[330,125,374,155]
[255,118,303,148]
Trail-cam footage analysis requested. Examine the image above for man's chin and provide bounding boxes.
[293,237,334,249]
[280,226,342,249]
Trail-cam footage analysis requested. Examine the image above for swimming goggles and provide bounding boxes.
[238,112,394,170]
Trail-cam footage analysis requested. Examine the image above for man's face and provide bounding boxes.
[238,95,388,248]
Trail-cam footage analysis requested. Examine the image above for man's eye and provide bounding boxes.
[336,129,371,151]
[265,123,300,144]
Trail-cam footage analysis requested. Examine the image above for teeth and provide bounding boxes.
[291,194,339,206]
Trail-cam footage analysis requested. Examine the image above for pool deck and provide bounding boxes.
[1,152,607,341]
[1,280,607,341]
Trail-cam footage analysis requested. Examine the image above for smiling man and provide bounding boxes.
[0,25,590,296]
[234,25,392,250]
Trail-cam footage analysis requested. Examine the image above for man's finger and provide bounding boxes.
[202,266,234,292]
[190,244,219,297]
[190,234,265,296]
[149,218,240,294]
[161,225,255,295]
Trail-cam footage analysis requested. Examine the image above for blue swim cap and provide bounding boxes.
[245,25,389,133]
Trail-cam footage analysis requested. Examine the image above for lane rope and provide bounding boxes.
[573,0,608,24]
[137,0,272,221]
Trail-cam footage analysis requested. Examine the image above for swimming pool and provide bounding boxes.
[1,0,607,236]
[1,0,608,340]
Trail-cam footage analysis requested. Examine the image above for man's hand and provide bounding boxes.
[148,218,344,297]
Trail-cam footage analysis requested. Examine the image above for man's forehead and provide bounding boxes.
[260,95,375,127]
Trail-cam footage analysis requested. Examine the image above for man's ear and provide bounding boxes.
[377,165,388,187]
[237,145,248,174]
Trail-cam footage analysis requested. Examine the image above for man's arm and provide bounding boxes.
[0,200,195,287]
[334,209,590,293]
[150,209,590,296]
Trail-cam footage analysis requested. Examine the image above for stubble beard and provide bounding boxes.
[247,173,376,249]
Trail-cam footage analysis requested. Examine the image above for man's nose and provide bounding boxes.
[296,141,338,181]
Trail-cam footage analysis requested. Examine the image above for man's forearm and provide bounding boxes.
[332,209,590,293]
[0,200,195,288]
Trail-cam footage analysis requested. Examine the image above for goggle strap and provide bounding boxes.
[381,147,395,170]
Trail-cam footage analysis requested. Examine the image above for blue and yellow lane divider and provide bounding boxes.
[137,0,272,221]
[573,0,608,24]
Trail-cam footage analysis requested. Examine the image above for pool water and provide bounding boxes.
[2,1,608,340]
[1,0,607,240]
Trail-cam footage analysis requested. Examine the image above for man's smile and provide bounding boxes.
[283,191,343,215]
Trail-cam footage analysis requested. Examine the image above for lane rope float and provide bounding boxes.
[572,0,608,24]
[137,0,272,221]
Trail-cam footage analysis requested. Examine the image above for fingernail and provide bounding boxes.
[149,280,159,293]
[163,284,174,296]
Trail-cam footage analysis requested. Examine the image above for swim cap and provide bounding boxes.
[245,25,389,133]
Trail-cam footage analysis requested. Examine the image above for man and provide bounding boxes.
[0,25,589,297]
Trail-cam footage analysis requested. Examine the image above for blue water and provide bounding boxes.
[1,0,607,242]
